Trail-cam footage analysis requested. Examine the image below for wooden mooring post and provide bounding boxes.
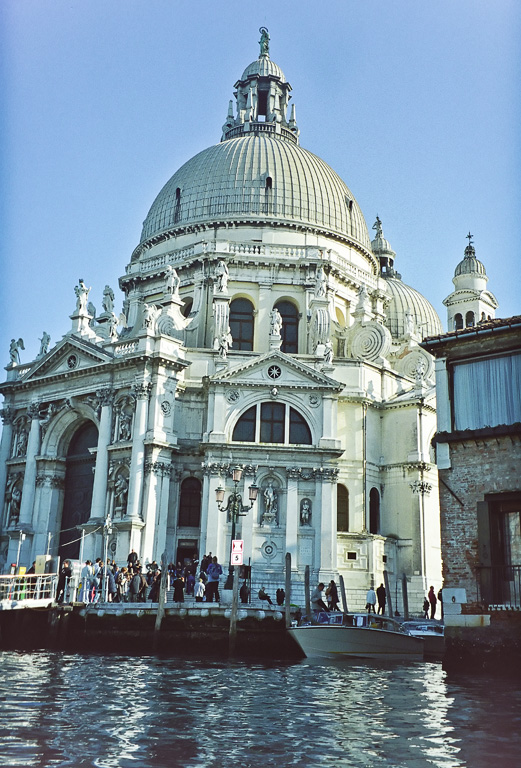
[383,570,393,618]
[305,565,311,617]
[153,552,168,650]
[401,573,409,620]
[285,552,291,627]
[339,574,348,612]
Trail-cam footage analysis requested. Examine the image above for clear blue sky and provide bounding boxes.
[1,0,520,364]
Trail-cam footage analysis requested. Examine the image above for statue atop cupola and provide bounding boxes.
[221,29,300,143]
[259,26,270,57]
[371,216,400,279]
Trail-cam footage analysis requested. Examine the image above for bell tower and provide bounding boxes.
[443,234,498,330]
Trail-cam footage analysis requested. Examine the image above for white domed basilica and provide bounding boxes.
[0,31,444,608]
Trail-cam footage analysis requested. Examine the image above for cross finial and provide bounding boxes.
[466,231,473,246]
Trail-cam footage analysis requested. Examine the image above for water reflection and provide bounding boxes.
[0,653,519,768]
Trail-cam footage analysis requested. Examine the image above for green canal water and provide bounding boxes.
[0,651,518,767]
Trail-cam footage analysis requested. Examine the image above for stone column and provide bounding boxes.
[201,462,228,561]
[141,460,171,560]
[89,388,114,520]
[0,406,14,509]
[126,383,151,519]
[18,403,41,527]
[318,468,338,580]
[285,468,299,568]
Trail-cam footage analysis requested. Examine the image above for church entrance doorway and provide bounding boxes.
[176,539,199,570]
[59,421,98,563]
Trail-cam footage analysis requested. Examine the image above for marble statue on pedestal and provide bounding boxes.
[214,260,229,293]
[9,338,24,365]
[74,279,91,313]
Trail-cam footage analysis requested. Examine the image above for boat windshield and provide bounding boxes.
[305,613,408,633]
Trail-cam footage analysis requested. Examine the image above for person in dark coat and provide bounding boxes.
[428,586,437,619]
[138,570,149,601]
[240,581,250,604]
[326,580,339,611]
[127,549,138,573]
[106,568,117,602]
[276,588,285,606]
[173,575,185,602]
[129,570,141,602]
[148,570,161,602]
[376,583,386,615]
[56,560,72,604]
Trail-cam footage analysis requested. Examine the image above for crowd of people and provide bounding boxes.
[71,551,230,605]
[63,555,443,619]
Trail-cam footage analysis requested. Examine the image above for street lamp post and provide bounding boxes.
[215,466,258,590]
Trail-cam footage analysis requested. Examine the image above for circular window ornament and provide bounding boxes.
[160,400,171,416]
[67,354,78,370]
[267,364,281,380]
[226,389,240,404]
[260,540,278,560]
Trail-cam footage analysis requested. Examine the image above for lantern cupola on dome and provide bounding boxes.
[221,27,299,144]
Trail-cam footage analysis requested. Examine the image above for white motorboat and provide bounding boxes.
[400,621,445,657]
[288,612,424,660]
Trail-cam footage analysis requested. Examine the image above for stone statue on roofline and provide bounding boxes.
[37,332,51,358]
[74,279,91,314]
[9,338,24,365]
[102,285,115,314]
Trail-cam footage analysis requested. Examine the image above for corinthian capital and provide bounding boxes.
[96,388,116,407]
[0,406,14,425]
[132,382,152,400]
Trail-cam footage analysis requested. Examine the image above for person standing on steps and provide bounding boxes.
[376,583,386,615]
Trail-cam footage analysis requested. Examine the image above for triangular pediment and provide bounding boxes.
[21,336,113,382]
[210,350,343,392]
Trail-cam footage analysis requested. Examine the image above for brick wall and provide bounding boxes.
[438,434,521,605]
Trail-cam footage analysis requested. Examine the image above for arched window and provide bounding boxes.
[465,311,475,327]
[289,408,312,444]
[230,298,254,351]
[178,477,202,527]
[232,403,312,445]
[454,313,463,330]
[174,187,181,223]
[369,487,380,534]
[276,301,299,354]
[181,298,193,318]
[337,484,349,532]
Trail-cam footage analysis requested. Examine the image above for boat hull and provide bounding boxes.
[288,624,424,660]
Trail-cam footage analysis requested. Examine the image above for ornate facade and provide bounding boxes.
[0,32,443,608]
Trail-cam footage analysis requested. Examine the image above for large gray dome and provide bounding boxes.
[384,276,443,340]
[140,134,372,251]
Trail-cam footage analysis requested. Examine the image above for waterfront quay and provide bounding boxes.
[2,572,521,673]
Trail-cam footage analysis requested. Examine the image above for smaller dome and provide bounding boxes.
[384,277,443,340]
[454,243,487,277]
[240,57,286,83]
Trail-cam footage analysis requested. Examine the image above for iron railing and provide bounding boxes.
[0,573,58,603]
[476,564,521,607]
